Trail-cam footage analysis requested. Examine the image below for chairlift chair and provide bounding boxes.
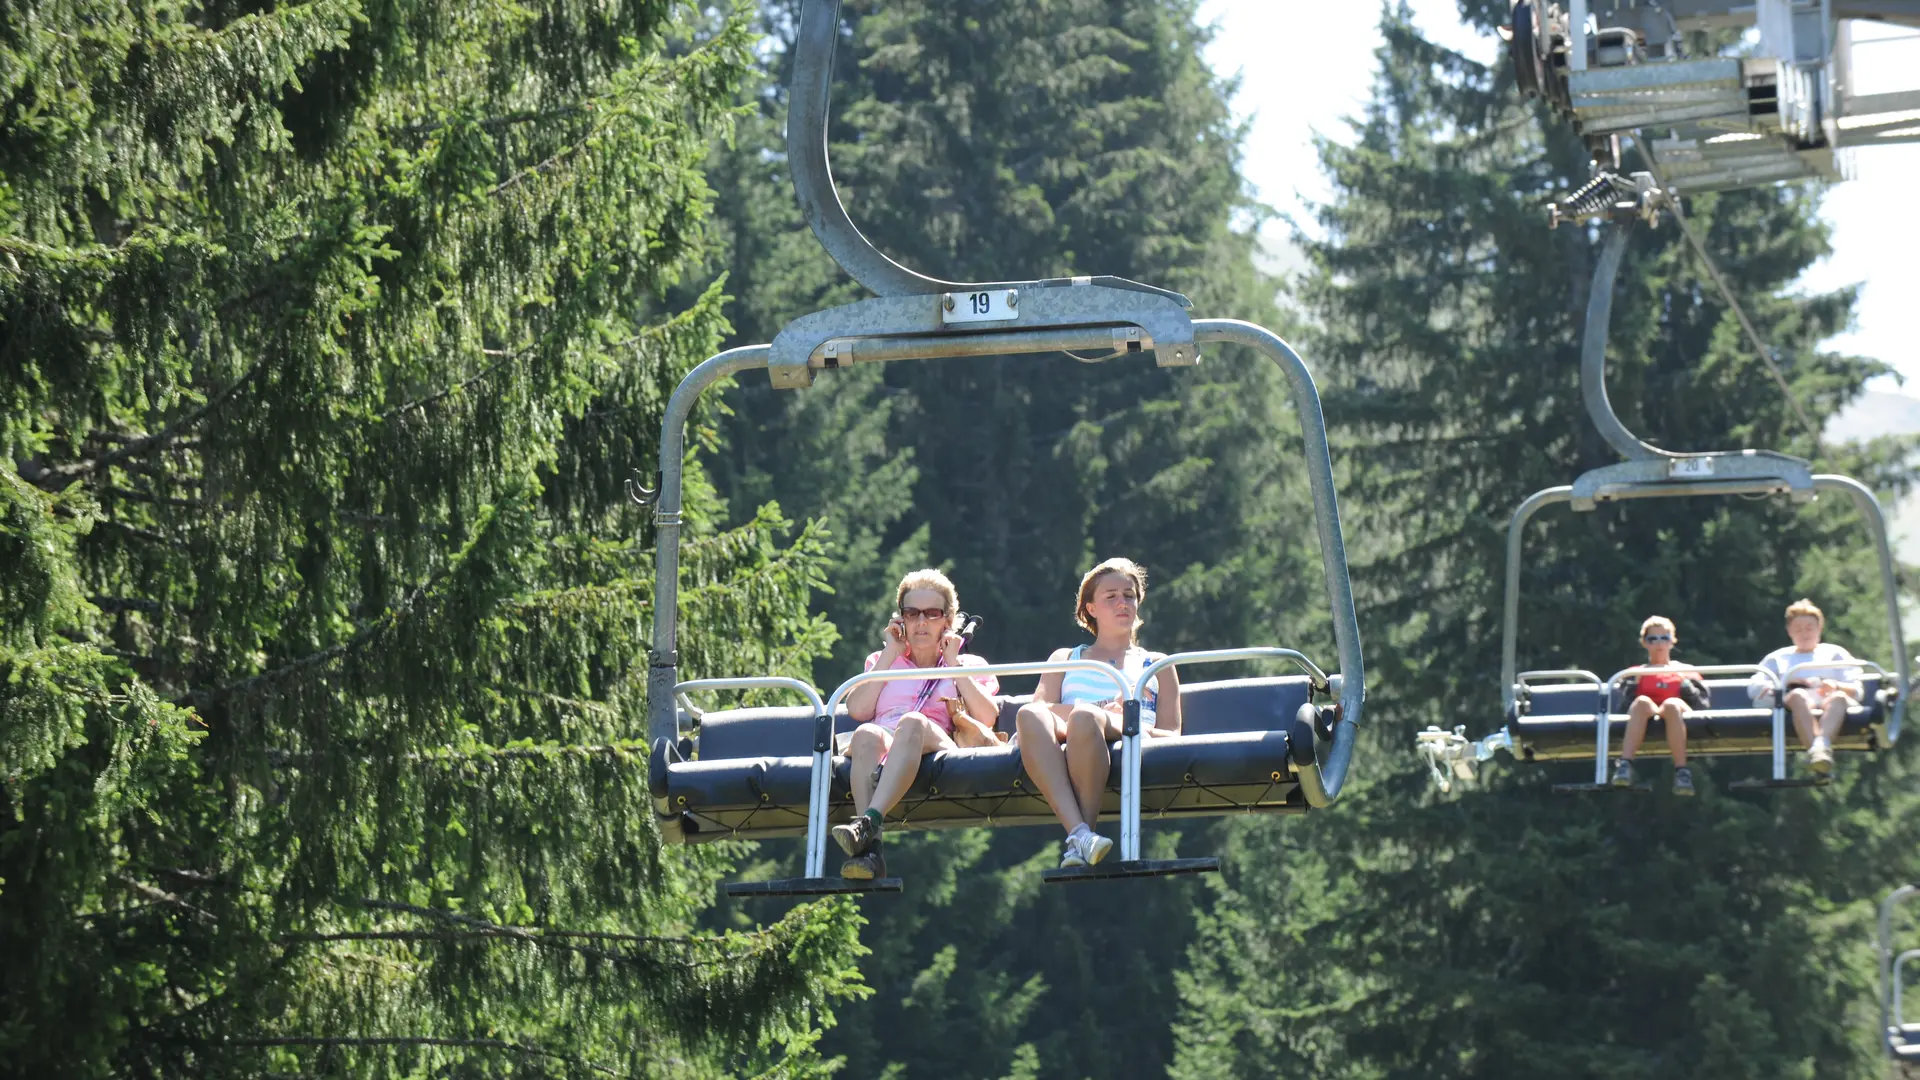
[1415,182,1908,795]
[1883,886,1920,1069]
[643,0,1368,897]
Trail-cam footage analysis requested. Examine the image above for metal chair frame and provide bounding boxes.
[645,0,1366,895]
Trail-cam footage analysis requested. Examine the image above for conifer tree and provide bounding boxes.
[1172,6,1920,1078]
[1,2,863,1075]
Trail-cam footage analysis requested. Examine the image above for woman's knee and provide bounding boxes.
[1066,705,1109,742]
[1659,700,1687,721]
[1784,687,1817,710]
[849,724,890,754]
[1629,695,1655,715]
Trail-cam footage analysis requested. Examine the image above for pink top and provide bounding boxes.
[862,652,1000,732]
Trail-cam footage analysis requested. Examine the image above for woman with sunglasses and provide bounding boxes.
[1611,615,1702,796]
[1015,557,1183,869]
[833,569,1001,879]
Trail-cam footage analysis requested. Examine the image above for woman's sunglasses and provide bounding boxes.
[899,606,949,623]
[1643,633,1674,644]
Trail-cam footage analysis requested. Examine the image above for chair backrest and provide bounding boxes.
[1524,684,1604,718]
[693,706,857,760]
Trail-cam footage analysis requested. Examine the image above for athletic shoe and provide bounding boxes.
[832,814,880,857]
[1807,738,1835,774]
[841,842,887,881]
[1611,758,1635,788]
[1672,766,1696,797]
[1081,831,1113,866]
[1059,836,1087,868]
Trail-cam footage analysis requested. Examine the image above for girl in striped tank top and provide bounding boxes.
[1015,557,1184,869]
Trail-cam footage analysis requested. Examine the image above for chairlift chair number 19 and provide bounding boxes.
[642,0,1368,898]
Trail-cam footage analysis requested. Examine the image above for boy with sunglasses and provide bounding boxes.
[1612,615,1703,795]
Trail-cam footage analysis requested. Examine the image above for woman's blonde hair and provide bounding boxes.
[1640,615,1676,639]
[1784,598,1824,627]
[895,568,957,620]
[1075,557,1148,639]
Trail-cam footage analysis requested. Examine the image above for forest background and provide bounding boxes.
[3,0,1918,1077]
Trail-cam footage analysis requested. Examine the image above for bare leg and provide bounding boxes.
[1818,694,1853,743]
[1659,699,1688,766]
[869,713,955,815]
[847,724,891,815]
[1017,704,1083,833]
[1784,688,1818,749]
[1064,705,1114,829]
[1621,696,1655,760]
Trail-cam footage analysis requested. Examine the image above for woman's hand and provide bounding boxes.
[880,616,906,658]
[939,630,965,665]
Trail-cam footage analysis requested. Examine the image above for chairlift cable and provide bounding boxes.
[1636,140,1823,450]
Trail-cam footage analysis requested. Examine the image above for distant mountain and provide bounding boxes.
[1824,392,1920,586]
[1827,389,1920,443]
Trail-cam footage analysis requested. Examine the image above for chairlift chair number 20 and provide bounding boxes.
[642,0,1369,897]
[1416,1,1917,792]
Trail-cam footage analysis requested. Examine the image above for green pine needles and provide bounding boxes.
[1,1,862,1076]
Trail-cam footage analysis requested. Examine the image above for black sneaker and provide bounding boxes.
[841,840,887,880]
[1611,758,1635,788]
[1672,766,1696,797]
[832,814,880,857]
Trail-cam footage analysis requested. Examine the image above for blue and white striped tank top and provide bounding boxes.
[1058,644,1157,724]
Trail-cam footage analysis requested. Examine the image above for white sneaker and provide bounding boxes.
[1081,832,1113,866]
[1059,836,1087,868]
[1808,738,1834,774]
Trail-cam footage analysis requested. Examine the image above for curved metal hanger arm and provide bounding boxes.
[786,0,1188,304]
[787,0,949,297]
[1582,224,1666,461]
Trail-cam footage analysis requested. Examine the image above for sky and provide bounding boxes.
[1198,0,1920,393]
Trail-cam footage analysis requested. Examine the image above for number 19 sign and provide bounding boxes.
[942,289,1019,324]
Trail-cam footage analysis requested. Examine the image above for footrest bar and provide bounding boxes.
[1551,782,1652,794]
[1040,857,1221,884]
[1728,776,1832,790]
[724,876,903,897]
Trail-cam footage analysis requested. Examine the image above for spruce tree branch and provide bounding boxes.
[381,302,708,422]
[395,105,591,136]
[380,349,527,421]
[111,874,217,924]
[189,566,449,705]
[350,901,761,949]
[23,362,266,489]
[223,1036,622,1075]
[280,929,756,966]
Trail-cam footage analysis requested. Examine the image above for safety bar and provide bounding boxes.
[1895,949,1920,1031]
[1886,887,1920,1048]
[798,659,1132,879]
[1125,647,1336,854]
[674,676,824,716]
[1779,657,1887,685]
[1517,669,1604,689]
